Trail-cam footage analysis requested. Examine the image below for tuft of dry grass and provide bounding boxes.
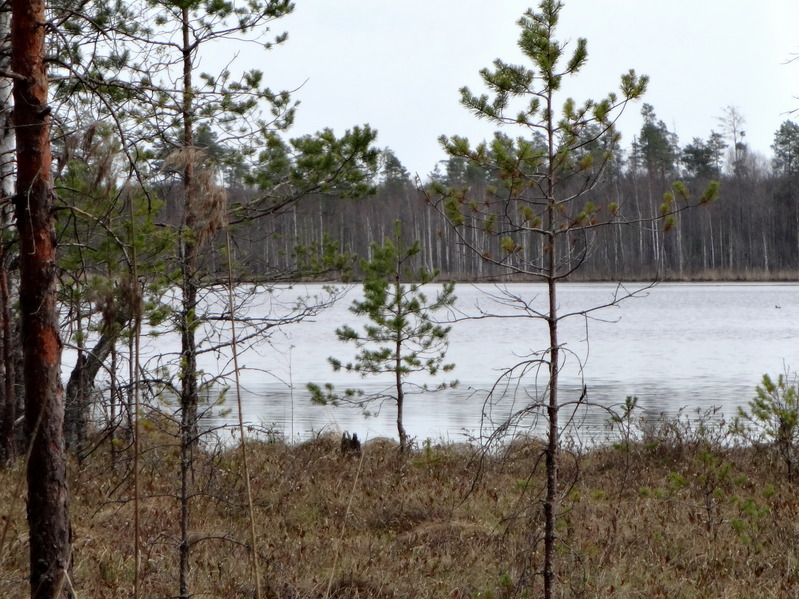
[3,415,799,598]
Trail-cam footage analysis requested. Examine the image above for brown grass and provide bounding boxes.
[2,416,799,598]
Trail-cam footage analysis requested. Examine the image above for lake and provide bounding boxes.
[151,281,799,446]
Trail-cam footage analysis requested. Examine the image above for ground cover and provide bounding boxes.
[1,412,798,598]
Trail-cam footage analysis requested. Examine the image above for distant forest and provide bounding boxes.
[204,105,799,282]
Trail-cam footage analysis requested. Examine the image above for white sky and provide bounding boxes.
[217,0,799,177]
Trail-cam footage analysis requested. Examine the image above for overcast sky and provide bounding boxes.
[225,0,799,178]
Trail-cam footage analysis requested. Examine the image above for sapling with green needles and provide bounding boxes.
[308,220,456,453]
[736,372,799,481]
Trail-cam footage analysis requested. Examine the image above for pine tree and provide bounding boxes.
[638,103,679,180]
[772,121,799,176]
[56,123,167,453]
[428,2,647,596]
[428,3,718,595]
[11,0,73,595]
[682,132,727,179]
[309,221,455,453]
[47,2,379,597]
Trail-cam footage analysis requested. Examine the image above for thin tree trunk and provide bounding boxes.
[0,244,14,465]
[64,321,126,453]
[542,89,559,599]
[0,0,15,467]
[395,355,407,453]
[12,0,72,596]
[178,8,197,597]
[394,274,408,453]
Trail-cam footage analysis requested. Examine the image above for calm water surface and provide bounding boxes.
[171,282,799,445]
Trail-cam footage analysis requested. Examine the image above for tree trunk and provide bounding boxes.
[0,0,15,467]
[542,88,559,599]
[393,272,408,453]
[0,244,14,465]
[64,323,125,453]
[178,8,198,597]
[12,0,73,596]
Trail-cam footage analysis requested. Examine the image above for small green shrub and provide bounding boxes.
[736,372,799,481]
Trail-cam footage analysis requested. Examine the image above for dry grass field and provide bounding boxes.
[2,411,799,598]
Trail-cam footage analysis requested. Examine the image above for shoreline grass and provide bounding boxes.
[2,413,798,598]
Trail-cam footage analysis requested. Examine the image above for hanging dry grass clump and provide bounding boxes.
[165,146,228,248]
[56,121,119,190]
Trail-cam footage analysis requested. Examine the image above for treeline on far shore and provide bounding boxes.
[214,155,799,284]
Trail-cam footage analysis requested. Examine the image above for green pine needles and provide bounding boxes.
[308,221,456,453]
[736,372,799,481]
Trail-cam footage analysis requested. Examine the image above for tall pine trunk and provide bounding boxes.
[0,241,14,465]
[12,0,73,596]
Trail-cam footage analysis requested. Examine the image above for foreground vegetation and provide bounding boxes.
[1,410,798,598]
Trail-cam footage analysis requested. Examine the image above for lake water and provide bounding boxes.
[151,281,799,446]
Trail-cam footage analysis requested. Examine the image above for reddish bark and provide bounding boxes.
[11,0,72,597]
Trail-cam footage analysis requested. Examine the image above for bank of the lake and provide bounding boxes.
[1,421,796,598]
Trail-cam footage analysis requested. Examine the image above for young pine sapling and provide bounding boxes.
[309,221,456,453]
[736,371,799,481]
